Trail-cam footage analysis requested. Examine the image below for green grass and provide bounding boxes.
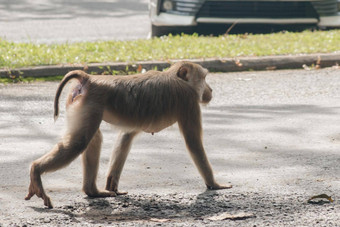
[0,30,339,70]
[0,75,64,84]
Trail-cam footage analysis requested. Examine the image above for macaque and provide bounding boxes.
[25,61,231,208]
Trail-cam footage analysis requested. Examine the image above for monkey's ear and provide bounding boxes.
[177,66,189,81]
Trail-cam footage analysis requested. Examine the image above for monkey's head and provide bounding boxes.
[176,62,213,104]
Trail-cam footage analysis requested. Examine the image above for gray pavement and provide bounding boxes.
[0,68,339,226]
[0,0,150,43]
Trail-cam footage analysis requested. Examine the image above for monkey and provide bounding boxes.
[25,61,231,208]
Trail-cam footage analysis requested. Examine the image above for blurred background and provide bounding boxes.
[0,0,340,43]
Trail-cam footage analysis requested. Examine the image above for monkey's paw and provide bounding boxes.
[85,189,119,198]
[206,183,232,190]
[105,177,128,195]
[25,182,53,208]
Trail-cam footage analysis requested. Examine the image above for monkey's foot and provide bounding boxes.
[25,182,53,208]
[105,177,128,195]
[206,183,232,190]
[105,187,128,196]
[114,190,128,195]
[85,189,118,198]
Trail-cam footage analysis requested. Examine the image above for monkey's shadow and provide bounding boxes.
[31,190,233,223]
[80,190,232,223]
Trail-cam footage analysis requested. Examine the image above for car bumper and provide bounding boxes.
[319,15,340,27]
[151,13,340,28]
[197,17,318,24]
[150,12,197,27]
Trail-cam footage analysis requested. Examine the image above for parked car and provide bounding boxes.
[149,0,340,36]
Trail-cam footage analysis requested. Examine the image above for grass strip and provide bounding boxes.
[0,30,339,70]
[0,75,64,83]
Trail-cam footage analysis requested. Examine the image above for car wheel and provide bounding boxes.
[151,25,196,37]
[151,25,172,37]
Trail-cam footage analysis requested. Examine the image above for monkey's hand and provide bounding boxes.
[105,176,128,195]
[25,181,53,208]
[206,183,232,190]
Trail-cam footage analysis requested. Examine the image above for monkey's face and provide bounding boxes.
[183,63,213,104]
[201,82,213,104]
[176,62,213,104]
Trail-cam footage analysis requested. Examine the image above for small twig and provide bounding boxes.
[225,20,238,35]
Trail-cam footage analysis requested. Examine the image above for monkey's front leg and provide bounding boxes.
[179,119,232,190]
[106,131,138,194]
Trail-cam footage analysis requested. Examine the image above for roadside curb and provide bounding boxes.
[1,53,339,78]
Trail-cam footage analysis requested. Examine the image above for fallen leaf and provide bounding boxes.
[332,63,339,69]
[220,59,227,63]
[236,78,252,81]
[207,212,255,221]
[266,66,277,70]
[308,194,334,204]
[302,64,311,70]
[150,218,170,223]
[137,64,143,73]
[316,55,321,65]
[235,59,243,67]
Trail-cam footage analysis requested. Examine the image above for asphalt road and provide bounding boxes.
[0,68,339,226]
[0,0,150,43]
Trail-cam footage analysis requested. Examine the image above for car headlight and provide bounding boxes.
[159,0,202,16]
[162,0,174,11]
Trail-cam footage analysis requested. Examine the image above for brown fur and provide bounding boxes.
[25,61,231,208]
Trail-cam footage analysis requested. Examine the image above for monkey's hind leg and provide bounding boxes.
[82,129,116,197]
[25,140,86,208]
[25,107,103,208]
[106,131,138,194]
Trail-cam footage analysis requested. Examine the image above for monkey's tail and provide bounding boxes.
[54,70,89,122]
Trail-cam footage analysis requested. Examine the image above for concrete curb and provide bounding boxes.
[1,53,339,78]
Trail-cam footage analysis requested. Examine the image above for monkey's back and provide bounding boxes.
[91,73,200,130]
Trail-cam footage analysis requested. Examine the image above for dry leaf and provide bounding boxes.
[332,63,339,69]
[235,59,243,67]
[308,194,334,204]
[236,78,252,81]
[302,64,310,70]
[266,66,277,70]
[316,55,321,66]
[315,56,321,69]
[207,212,255,221]
[137,64,143,73]
[150,218,170,223]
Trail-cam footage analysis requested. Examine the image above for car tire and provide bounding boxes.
[151,25,196,37]
[151,25,171,37]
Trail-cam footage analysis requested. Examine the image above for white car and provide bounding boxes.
[149,0,340,36]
